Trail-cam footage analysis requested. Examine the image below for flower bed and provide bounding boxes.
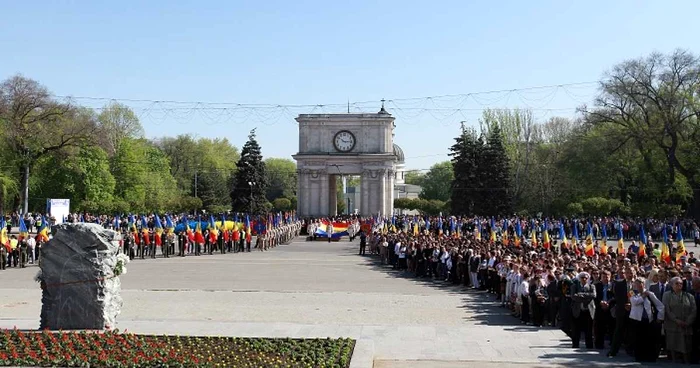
[0,328,355,367]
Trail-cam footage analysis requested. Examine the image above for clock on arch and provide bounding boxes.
[333,130,356,152]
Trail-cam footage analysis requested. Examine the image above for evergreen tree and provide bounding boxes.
[450,124,481,215]
[230,129,268,214]
[480,124,513,215]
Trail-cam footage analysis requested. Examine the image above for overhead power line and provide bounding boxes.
[52,81,598,109]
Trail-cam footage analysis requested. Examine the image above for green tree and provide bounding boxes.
[272,197,292,211]
[156,135,239,212]
[264,158,297,201]
[450,125,482,215]
[480,109,539,209]
[0,75,98,214]
[0,171,17,215]
[419,161,453,202]
[394,197,414,210]
[480,124,513,215]
[404,171,425,186]
[231,129,268,214]
[584,49,700,216]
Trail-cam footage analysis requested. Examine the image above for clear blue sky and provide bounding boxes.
[2,1,698,171]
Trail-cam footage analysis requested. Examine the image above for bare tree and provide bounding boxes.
[479,108,538,209]
[98,102,144,156]
[0,75,98,214]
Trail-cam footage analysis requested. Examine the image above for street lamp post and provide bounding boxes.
[248,181,256,215]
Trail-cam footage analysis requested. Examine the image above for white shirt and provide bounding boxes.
[629,292,664,322]
[27,237,36,249]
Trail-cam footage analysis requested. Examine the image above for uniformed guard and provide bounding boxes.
[124,232,134,260]
[150,230,156,259]
[139,232,145,259]
[18,239,27,268]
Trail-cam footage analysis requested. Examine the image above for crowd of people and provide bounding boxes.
[6,210,700,363]
[1,212,302,269]
[348,215,700,364]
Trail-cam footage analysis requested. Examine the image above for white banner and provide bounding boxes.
[47,199,70,224]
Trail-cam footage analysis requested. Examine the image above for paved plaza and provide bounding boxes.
[0,238,668,367]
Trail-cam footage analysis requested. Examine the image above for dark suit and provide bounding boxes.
[648,282,667,301]
[571,281,596,348]
[609,279,631,356]
[594,281,614,349]
[546,280,560,327]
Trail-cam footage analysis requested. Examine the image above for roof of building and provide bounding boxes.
[395,183,422,194]
[393,143,405,163]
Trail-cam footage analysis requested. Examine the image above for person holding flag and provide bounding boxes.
[154,215,166,258]
[165,215,176,256]
[194,215,205,255]
[17,216,29,268]
[141,215,153,259]
[617,222,625,255]
[184,216,196,254]
[221,214,231,253]
[208,215,219,254]
[0,217,8,270]
[245,215,252,252]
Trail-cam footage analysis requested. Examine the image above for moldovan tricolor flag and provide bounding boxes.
[208,215,218,243]
[661,224,671,263]
[194,215,205,245]
[18,217,28,241]
[154,214,164,246]
[0,216,9,251]
[514,220,522,248]
[489,217,497,244]
[38,215,50,242]
[559,223,568,248]
[617,222,625,255]
[542,219,551,250]
[141,216,150,245]
[600,224,608,255]
[639,225,647,257]
[584,222,594,257]
[676,224,686,262]
[129,215,139,245]
[245,215,252,242]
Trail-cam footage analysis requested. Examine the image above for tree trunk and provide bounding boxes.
[21,164,29,215]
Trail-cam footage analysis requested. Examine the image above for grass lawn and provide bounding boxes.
[0,328,355,367]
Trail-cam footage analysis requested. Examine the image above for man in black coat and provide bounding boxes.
[608,267,635,357]
[594,270,614,349]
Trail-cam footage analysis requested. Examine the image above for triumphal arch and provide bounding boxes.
[292,107,402,217]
